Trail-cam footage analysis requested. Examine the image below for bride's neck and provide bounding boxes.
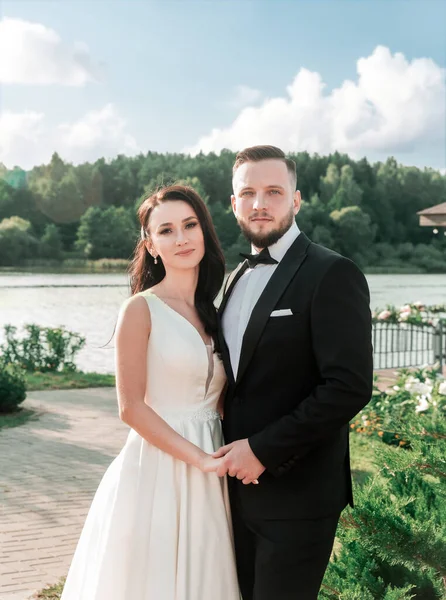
[159,267,199,306]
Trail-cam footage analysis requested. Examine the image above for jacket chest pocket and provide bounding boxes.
[263,311,306,343]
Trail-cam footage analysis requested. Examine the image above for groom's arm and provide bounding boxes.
[248,257,373,477]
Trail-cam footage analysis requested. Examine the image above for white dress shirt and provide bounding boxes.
[222,221,300,379]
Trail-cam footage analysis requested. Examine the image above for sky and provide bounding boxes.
[0,0,445,171]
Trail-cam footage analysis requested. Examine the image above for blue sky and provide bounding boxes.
[1,0,445,170]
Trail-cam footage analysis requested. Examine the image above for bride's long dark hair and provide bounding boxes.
[129,184,226,344]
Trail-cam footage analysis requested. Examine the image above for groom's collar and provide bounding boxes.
[251,220,300,263]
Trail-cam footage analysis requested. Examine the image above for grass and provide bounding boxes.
[32,579,65,599]
[0,407,39,431]
[25,370,115,391]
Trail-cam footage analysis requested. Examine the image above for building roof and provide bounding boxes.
[417,202,446,216]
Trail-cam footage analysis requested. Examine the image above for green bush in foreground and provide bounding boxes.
[321,367,446,599]
[0,360,26,413]
[0,324,85,372]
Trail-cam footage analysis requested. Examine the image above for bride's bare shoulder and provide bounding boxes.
[117,293,152,332]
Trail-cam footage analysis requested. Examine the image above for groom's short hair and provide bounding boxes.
[232,145,297,190]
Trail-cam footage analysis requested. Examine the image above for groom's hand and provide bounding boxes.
[213,439,266,484]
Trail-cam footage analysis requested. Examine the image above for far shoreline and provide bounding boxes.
[0,265,443,276]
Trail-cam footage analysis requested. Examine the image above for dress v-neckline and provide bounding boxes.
[146,291,213,350]
[147,292,215,397]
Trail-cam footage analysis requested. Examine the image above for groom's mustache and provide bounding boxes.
[249,213,273,221]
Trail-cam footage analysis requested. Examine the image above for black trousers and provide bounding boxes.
[231,499,340,600]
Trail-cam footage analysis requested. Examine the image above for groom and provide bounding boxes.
[215,145,373,599]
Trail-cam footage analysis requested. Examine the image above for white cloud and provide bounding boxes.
[0,111,45,168]
[0,104,139,169]
[0,17,101,85]
[185,46,446,163]
[57,104,139,163]
[229,85,263,109]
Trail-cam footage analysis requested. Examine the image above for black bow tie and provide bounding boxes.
[239,247,278,269]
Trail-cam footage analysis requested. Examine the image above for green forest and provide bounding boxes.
[0,150,445,271]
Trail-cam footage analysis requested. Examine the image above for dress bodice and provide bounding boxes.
[139,291,226,420]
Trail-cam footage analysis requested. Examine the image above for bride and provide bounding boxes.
[61,184,244,600]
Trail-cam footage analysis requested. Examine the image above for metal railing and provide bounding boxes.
[372,321,445,370]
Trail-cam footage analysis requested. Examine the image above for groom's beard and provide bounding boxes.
[238,208,295,249]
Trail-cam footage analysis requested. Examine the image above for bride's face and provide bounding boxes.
[147,200,205,270]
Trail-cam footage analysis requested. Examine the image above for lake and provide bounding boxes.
[1,272,445,374]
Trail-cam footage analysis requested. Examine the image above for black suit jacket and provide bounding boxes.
[219,233,373,519]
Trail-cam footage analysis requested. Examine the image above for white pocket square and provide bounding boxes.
[270,309,293,317]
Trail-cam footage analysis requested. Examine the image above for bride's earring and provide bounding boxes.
[154,255,158,265]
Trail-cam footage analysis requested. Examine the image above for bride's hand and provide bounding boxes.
[199,454,227,474]
[198,455,259,484]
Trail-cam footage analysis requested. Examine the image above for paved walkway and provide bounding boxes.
[0,388,128,600]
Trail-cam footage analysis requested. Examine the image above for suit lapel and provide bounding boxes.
[217,261,249,385]
[218,261,248,316]
[236,233,311,386]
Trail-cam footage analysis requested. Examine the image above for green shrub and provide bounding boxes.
[350,365,446,444]
[0,324,85,372]
[0,216,39,266]
[0,361,26,413]
[321,368,446,598]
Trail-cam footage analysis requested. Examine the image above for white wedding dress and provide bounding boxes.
[61,290,240,600]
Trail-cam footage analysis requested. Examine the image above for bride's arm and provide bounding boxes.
[217,382,227,418]
[115,295,218,472]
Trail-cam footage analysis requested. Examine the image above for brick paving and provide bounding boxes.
[0,388,128,600]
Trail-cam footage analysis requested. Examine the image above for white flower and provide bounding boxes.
[405,379,433,396]
[378,310,392,320]
[413,301,425,309]
[400,304,412,312]
[418,383,433,396]
[415,395,430,413]
[393,385,400,391]
[438,381,446,396]
[399,311,411,322]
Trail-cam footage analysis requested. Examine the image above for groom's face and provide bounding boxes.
[231,159,301,249]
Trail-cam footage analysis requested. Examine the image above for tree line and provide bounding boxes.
[0,150,445,271]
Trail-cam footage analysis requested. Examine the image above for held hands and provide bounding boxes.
[199,454,227,474]
[212,439,266,485]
